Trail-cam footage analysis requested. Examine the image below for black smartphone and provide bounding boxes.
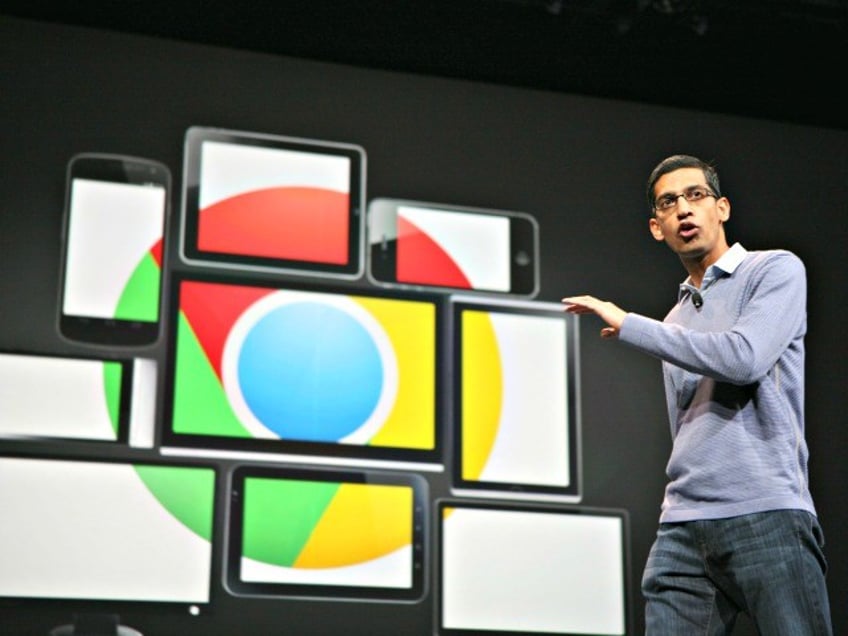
[367,198,539,298]
[57,153,171,347]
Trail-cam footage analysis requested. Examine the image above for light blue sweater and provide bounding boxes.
[618,243,817,523]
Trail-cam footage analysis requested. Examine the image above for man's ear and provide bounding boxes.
[648,216,665,242]
[717,197,731,222]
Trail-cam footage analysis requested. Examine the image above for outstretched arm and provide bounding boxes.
[564,253,807,385]
[562,295,627,339]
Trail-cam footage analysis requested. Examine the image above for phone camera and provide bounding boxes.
[514,251,530,266]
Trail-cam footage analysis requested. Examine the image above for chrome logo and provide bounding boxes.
[198,186,350,264]
[460,307,571,487]
[171,280,437,450]
[395,205,511,291]
[114,237,163,322]
[222,291,398,443]
[196,139,353,264]
[240,476,414,588]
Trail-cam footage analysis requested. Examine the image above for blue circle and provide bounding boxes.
[237,301,384,441]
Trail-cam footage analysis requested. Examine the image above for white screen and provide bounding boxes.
[0,352,122,441]
[398,206,511,291]
[0,457,215,603]
[63,178,165,319]
[199,141,350,209]
[440,506,626,635]
[458,307,573,497]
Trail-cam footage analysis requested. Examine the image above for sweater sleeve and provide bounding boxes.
[617,251,806,385]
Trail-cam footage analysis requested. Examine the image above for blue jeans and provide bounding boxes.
[641,509,832,635]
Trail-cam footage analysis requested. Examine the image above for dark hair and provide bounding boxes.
[646,154,722,214]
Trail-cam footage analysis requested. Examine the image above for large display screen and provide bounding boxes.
[449,296,581,501]
[180,126,366,278]
[162,273,443,466]
[437,500,630,635]
[226,465,427,602]
[0,455,217,607]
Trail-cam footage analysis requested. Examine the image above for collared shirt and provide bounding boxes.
[677,241,748,306]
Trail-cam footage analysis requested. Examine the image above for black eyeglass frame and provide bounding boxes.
[653,185,718,214]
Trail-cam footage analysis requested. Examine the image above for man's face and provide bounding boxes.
[648,167,730,265]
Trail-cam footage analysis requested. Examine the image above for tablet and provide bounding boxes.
[0,350,133,443]
[0,454,217,609]
[225,464,427,602]
[161,272,444,467]
[180,126,366,279]
[449,296,581,501]
[437,499,631,635]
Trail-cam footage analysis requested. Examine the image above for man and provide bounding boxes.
[562,154,832,634]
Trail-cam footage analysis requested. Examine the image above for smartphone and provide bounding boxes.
[367,198,539,297]
[57,153,171,347]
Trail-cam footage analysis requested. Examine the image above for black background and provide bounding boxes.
[1,9,846,636]
[2,0,847,131]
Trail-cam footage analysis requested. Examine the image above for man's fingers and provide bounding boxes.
[562,295,599,314]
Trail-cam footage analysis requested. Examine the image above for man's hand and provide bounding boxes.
[562,295,626,338]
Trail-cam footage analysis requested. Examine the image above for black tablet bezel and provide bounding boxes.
[448,295,582,502]
[225,463,428,602]
[160,271,445,467]
[180,126,366,279]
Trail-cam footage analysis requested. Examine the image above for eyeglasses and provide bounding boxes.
[654,186,717,214]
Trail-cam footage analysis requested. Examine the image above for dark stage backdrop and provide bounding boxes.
[1,16,846,636]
